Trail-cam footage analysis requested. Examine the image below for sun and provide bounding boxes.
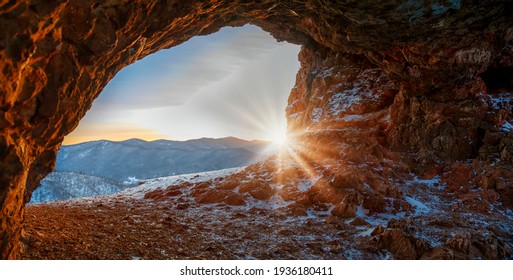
[270,131,288,146]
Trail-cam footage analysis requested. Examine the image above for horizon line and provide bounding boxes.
[61,136,273,146]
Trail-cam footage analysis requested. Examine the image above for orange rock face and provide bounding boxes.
[2,1,513,259]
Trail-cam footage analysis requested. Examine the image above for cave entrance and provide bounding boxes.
[29,25,301,203]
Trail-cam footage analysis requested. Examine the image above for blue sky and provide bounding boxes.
[64,25,300,144]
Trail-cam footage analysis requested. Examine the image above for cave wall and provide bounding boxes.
[1,0,512,259]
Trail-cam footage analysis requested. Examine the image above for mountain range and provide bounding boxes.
[30,137,274,203]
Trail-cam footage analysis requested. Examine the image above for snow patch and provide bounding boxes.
[339,114,365,121]
[77,149,92,159]
[357,227,375,237]
[324,69,390,120]
[296,179,317,192]
[405,196,431,214]
[489,92,512,110]
[310,108,323,123]
[502,121,513,132]
[409,175,443,189]
[115,167,246,199]
[123,177,140,185]
[317,67,336,78]
[356,205,369,218]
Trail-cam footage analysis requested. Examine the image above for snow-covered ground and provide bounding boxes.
[25,160,513,260]
[117,167,246,199]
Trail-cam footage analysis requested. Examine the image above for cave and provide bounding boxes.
[1,1,513,259]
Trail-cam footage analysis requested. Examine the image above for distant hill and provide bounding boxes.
[30,137,274,203]
[30,172,130,203]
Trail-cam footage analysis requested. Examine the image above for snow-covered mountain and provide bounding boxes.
[30,172,130,203]
[30,137,274,203]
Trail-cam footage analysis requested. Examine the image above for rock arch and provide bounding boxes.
[1,1,512,259]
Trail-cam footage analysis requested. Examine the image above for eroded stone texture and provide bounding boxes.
[2,0,513,259]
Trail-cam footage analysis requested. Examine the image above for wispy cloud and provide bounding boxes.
[93,25,282,110]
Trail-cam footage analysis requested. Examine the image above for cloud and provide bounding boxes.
[92,25,283,111]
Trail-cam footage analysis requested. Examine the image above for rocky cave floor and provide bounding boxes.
[20,154,513,260]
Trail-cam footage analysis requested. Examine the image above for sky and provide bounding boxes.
[63,25,301,145]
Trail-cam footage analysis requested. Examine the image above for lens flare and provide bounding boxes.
[270,130,287,145]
